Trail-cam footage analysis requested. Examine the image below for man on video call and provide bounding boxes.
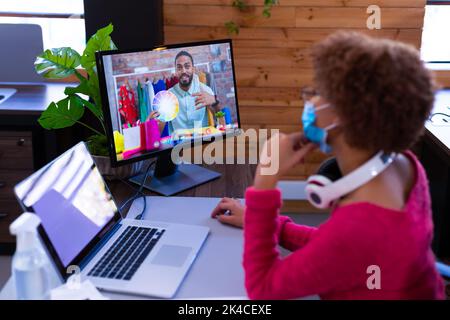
[150,50,220,134]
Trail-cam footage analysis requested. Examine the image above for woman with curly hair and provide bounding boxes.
[211,31,445,300]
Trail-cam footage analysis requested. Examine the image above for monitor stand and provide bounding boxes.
[128,151,221,196]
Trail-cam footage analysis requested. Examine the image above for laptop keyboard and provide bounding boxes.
[88,226,165,281]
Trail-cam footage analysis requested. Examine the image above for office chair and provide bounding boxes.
[0,24,44,83]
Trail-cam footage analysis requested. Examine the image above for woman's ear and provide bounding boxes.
[310,95,322,105]
[301,86,317,102]
[313,96,335,128]
[331,111,340,126]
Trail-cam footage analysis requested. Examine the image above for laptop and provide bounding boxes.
[14,142,209,298]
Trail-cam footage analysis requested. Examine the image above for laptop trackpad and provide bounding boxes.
[151,245,192,267]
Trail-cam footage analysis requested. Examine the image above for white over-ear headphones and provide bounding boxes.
[305,151,397,209]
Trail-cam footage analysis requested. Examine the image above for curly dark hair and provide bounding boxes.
[311,31,435,153]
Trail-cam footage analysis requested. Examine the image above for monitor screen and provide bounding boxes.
[97,39,240,166]
[14,142,119,270]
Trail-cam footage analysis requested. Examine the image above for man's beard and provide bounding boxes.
[179,73,193,88]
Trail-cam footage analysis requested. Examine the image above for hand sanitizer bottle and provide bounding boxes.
[9,212,51,300]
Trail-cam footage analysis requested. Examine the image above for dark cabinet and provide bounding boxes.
[0,131,34,254]
[0,83,63,254]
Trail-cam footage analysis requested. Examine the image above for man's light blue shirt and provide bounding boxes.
[168,74,214,134]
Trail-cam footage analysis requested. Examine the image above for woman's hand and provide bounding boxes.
[254,132,316,190]
[211,197,245,228]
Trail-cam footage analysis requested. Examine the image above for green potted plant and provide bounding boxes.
[215,110,226,127]
[34,23,144,179]
[225,0,279,35]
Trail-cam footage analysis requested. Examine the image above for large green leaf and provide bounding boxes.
[38,96,84,129]
[64,81,90,96]
[64,82,103,120]
[87,73,102,108]
[78,94,103,120]
[34,47,81,79]
[80,97,103,121]
[81,23,117,74]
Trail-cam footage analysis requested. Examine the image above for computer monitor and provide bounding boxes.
[96,39,241,195]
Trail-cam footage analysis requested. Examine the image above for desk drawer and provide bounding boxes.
[0,168,33,254]
[0,199,23,253]
[0,131,33,170]
[0,169,33,199]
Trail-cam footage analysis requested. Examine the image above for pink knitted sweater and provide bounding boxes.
[243,151,445,300]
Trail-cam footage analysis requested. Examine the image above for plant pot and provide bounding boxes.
[218,117,226,127]
[92,155,148,181]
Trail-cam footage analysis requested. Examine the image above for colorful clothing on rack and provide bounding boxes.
[164,75,179,89]
[137,81,149,123]
[145,80,155,113]
[170,75,179,88]
[118,85,137,126]
[198,71,207,85]
[152,79,166,95]
[165,78,171,91]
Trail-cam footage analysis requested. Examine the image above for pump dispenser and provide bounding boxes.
[9,212,51,300]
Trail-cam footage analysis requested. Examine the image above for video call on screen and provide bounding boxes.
[101,42,240,162]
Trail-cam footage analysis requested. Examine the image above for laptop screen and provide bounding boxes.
[14,142,120,272]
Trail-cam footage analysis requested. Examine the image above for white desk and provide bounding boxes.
[1,197,248,300]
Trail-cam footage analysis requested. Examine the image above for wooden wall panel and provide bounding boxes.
[165,0,425,8]
[163,0,427,180]
[165,26,422,45]
[295,8,424,29]
[433,70,450,88]
[165,5,424,28]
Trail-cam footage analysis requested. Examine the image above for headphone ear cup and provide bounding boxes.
[305,175,333,209]
[316,157,342,182]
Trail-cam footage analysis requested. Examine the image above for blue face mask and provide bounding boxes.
[302,101,338,153]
